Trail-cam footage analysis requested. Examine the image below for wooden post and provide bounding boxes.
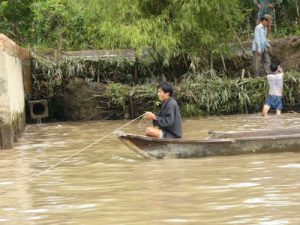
[241,69,245,80]
[273,8,277,33]
[134,55,138,80]
[220,49,227,72]
[297,1,300,24]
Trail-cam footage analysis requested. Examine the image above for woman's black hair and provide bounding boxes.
[157,82,173,96]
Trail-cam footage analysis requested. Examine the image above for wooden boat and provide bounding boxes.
[115,128,300,159]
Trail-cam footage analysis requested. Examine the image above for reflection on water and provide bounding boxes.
[1,113,300,224]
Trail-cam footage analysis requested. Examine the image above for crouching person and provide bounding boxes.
[144,82,182,138]
[262,62,284,117]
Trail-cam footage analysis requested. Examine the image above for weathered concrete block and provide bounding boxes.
[0,33,30,149]
[28,100,49,119]
[0,124,14,149]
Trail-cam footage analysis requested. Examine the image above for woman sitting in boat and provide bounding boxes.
[144,82,182,138]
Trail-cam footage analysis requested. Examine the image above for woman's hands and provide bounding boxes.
[145,112,157,120]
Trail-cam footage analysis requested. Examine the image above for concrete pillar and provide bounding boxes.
[0,34,31,149]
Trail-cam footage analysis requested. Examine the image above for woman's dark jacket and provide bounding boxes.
[153,97,182,138]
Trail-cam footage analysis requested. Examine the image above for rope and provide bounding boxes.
[32,113,145,179]
[138,114,150,128]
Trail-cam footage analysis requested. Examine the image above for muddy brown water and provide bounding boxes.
[0,114,300,225]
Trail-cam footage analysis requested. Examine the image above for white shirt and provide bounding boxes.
[267,72,283,96]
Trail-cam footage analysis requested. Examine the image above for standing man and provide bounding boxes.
[252,15,272,77]
[144,82,182,139]
[262,62,284,117]
[253,0,282,24]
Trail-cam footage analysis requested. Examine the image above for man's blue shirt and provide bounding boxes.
[252,23,269,52]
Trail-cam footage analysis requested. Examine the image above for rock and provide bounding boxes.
[269,36,300,71]
[63,79,105,121]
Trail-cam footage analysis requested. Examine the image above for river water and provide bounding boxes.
[1,114,300,225]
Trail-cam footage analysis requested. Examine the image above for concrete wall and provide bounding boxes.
[0,34,31,149]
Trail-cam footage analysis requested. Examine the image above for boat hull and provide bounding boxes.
[116,130,300,159]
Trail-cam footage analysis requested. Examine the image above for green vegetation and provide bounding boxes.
[1,1,299,119]
[1,0,299,64]
[179,71,300,116]
[101,71,300,117]
[0,0,33,43]
[31,52,300,117]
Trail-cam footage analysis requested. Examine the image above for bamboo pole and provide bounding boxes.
[273,8,277,33]
[220,49,227,72]
[297,0,300,24]
[227,21,247,56]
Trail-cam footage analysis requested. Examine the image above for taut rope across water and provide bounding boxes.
[33,113,145,179]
